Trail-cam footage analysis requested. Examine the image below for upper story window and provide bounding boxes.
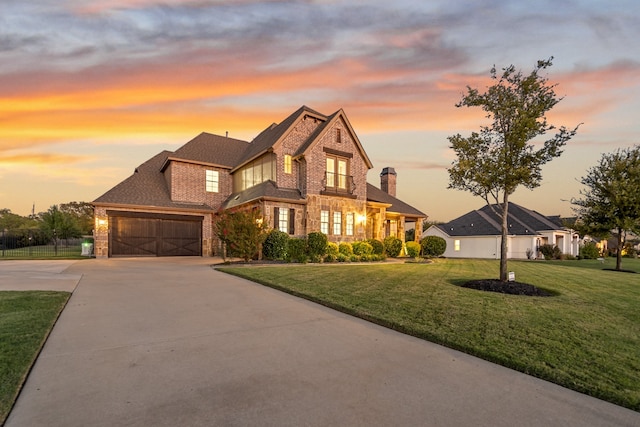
[206,170,219,193]
[284,154,292,174]
[336,128,342,143]
[326,155,348,190]
[233,153,276,193]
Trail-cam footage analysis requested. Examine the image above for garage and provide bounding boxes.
[108,211,203,257]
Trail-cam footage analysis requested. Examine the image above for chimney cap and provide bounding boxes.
[380,167,396,176]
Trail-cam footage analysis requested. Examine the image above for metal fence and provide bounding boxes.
[0,229,91,258]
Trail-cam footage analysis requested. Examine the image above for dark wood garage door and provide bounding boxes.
[109,212,203,257]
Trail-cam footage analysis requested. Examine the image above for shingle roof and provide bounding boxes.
[436,202,565,237]
[233,106,326,171]
[293,110,338,157]
[169,132,249,168]
[221,180,305,209]
[366,183,426,218]
[94,151,211,210]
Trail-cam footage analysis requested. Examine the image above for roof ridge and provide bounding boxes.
[475,208,502,233]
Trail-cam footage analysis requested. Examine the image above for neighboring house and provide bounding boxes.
[422,202,578,259]
[93,106,427,257]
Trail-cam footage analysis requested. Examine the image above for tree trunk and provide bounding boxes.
[500,196,509,281]
[616,228,623,271]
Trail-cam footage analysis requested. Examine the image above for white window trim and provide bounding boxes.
[346,213,354,236]
[320,210,329,235]
[333,211,342,236]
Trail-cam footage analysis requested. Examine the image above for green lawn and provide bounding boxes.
[219,258,640,411]
[0,245,83,259]
[0,291,70,424]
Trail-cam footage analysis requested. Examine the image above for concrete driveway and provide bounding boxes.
[5,258,640,426]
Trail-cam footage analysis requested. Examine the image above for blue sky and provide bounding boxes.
[1,0,639,220]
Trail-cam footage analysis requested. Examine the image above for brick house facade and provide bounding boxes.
[93,106,427,257]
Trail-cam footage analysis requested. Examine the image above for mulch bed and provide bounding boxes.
[459,279,554,296]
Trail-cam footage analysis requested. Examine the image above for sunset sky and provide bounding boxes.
[1,0,639,221]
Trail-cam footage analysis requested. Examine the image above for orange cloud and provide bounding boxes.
[0,152,89,165]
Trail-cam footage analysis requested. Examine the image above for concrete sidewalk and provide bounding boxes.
[5,258,640,426]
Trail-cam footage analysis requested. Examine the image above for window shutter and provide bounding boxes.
[274,207,279,229]
[289,208,295,235]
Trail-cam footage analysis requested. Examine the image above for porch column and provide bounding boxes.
[415,218,423,242]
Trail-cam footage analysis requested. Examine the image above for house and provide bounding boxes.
[93,106,427,257]
[421,202,578,259]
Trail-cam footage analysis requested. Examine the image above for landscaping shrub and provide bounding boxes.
[336,253,348,262]
[262,229,289,260]
[383,236,403,257]
[327,242,339,257]
[579,242,600,259]
[405,241,421,258]
[338,242,353,256]
[421,235,447,257]
[539,244,562,260]
[307,232,328,259]
[367,239,384,255]
[286,238,308,263]
[352,241,373,256]
[324,253,336,263]
[349,254,360,262]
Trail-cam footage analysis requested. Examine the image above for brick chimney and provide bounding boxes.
[380,167,397,197]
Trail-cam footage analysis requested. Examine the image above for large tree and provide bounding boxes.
[60,201,94,235]
[448,58,579,281]
[572,146,640,271]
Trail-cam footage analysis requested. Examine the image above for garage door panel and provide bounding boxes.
[110,215,202,257]
[159,220,201,256]
[111,217,158,256]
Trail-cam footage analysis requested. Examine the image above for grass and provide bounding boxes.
[219,258,640,411]
[0,291,70,424]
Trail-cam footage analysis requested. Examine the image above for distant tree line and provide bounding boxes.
[0,202,94,247]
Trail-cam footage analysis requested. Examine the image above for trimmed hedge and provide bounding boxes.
[406,241,421,258]
[262,229,289,260]
[421,235,446,257]
[383,236,403,257]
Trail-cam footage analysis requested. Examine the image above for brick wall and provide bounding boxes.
[168,161,232,210]
[275,114,321,191]
[305,117,368,201]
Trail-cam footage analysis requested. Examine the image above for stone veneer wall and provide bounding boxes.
[305,194,367,243]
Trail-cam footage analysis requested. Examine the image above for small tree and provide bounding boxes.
[572,146,640,271]
[448,58,579,281]
[39,205,82,253]
[60,201,94,235]
[214,209,269,262]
